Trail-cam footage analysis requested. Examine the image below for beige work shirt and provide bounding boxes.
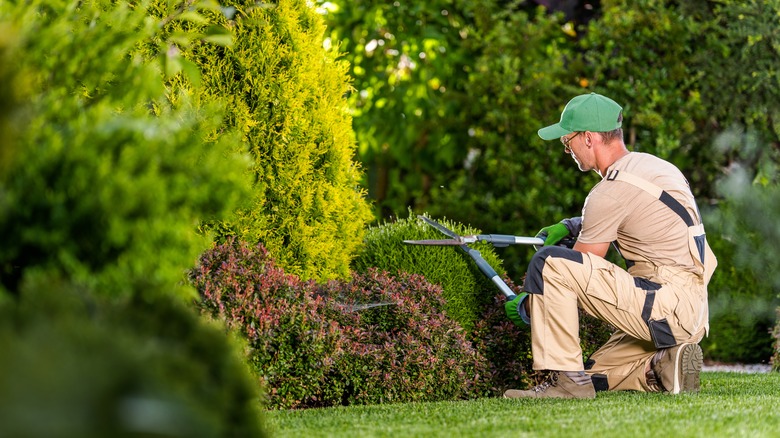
[578,152,701,276]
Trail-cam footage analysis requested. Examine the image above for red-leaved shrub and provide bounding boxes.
[318,269,491,405]
[190,240,491,409]
[191,240,346,409]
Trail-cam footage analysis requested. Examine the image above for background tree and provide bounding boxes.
[319,0,477,219]
[320,0,587,274]
[144,0,374,282]
[323,0,780,362]
[428,0,590,274]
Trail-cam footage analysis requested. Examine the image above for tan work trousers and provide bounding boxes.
[525,246,707,392]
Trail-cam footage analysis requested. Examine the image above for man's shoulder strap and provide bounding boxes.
[605,169,717,284]
[605,169,698,226]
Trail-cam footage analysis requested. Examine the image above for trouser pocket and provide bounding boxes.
[647,318,676,348]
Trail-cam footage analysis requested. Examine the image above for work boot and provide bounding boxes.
[650,343,703,394]
[503,371,596,399]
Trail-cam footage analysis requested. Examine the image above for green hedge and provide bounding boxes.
[352,213,506,331]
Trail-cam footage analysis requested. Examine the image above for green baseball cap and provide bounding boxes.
[537,93,623,140]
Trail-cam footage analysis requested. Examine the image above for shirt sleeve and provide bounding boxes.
[578,188,626,244]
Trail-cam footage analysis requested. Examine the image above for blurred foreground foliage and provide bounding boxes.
[0,286,265,437]
[0,1,267,434]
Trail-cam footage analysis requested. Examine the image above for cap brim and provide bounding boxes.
[537,123,572,141]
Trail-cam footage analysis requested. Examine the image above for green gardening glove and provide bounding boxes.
[504,292,530,326]
[536,223,570,246]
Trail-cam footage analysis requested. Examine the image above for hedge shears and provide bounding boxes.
[403,216,545,300]
[404,220,545,248]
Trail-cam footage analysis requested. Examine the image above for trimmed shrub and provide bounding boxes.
[190,239,491,409]
[352,213,506,331]
[144,0,374,282]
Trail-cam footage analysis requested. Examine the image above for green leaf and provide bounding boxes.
[165,52,182,78]
[202,33,233,47]
[175,11,208,25]
[179,57,202,88]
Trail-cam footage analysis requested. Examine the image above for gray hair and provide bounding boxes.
[598,112,623,143]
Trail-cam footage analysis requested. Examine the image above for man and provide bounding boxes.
[503,93,717,399]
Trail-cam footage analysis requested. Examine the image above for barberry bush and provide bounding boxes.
[191,240,345,409]
[190,239,492,409]
[318,268,491,405]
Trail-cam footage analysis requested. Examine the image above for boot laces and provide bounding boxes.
[532,372,559,393]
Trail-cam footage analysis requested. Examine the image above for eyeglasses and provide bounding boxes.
[561,132,581,154]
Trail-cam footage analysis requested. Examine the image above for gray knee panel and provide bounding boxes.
[523,246,583,295]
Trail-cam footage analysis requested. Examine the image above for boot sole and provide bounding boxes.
[673,343,703,394]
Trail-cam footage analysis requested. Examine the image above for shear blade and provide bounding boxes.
[403,239,463,245]
[418,215,459,239]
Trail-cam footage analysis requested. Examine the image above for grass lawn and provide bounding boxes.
[266,372,780,437]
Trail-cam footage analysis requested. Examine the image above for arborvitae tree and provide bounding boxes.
[145,0,374,282]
